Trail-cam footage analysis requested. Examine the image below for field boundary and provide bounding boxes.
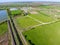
[27,15,44,24]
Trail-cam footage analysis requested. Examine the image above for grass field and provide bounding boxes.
[0,22,8,36]
[14,16,40,28]
[23,21,60,45]
[12,6,60,45]
[40,5,55,9]
[11,10,22,17]
[29,13,55,22]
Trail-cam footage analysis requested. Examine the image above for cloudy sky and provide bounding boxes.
[0,0,60,3]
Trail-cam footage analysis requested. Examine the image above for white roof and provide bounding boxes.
[10,8,18,11]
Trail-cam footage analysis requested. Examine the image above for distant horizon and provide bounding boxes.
[0,1,60,3]
[0,0,60,3]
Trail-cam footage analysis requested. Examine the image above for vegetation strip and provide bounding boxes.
[0,21,8,36]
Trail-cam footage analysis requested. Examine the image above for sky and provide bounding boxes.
[0,0,60,3]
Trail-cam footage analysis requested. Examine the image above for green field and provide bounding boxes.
[29,13,54,22]
[0,22,8,36]
[40,5,55,9]
[23,21,60,45]
[11,6,60,45]
[15,16,40,29]
[11,10,22,17]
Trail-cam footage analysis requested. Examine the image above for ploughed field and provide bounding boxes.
[0,22,8,36]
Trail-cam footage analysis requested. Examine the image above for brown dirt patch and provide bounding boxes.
[30,11,38,14]
[0,32,9,45]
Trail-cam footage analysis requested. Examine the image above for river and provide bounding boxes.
[0,10,8,23]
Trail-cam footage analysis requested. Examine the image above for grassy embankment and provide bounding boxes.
[0,22,8,36]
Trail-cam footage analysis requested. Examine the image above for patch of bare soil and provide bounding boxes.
[56,9,60,12]
[0,32,9,45]
[30,11,38,14]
